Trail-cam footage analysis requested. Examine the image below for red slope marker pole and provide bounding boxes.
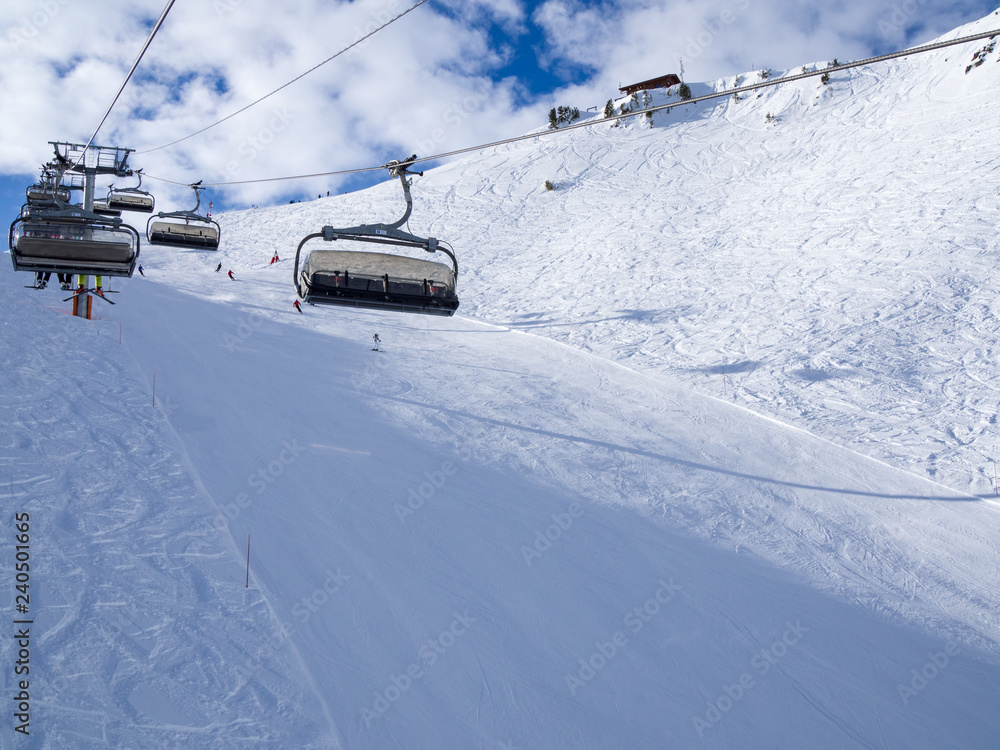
[246,534,251,588]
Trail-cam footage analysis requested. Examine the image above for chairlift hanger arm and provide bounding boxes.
[435,241,458,279]
[151,183,209,220]
[380,157,419,229]
[293,231,326,292]
[320,225,434,247]
[110,168,148,194]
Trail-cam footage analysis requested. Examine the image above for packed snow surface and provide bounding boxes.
[2,12,1000,749]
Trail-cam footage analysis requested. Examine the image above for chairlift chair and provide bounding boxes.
[107,169,155,213]
[25,162,86,211]
[25,183,71,206]
[9,207,140,279]
[146,183,220,250]
[294,156,459,316]
[92,200,122,217]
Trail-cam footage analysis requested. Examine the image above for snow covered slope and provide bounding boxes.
[2,12,1000,750]
[235,9,1000,498]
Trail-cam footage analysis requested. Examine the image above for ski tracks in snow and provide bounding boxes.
[0,285,335,748]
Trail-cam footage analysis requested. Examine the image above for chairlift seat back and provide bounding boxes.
[108,192,154,213]
[301,250,459,316]
[27,186,71,204]
[93,201,122,217]
[148,220,219,249]
[11,220,138,277]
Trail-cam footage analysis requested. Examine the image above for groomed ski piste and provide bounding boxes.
[3,11,1000,750]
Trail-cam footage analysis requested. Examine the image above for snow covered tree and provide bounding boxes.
[615,102,630,127]
[550,106,581,129]
[678,83,692,100]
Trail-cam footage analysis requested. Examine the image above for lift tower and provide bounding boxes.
[50,142,135,318]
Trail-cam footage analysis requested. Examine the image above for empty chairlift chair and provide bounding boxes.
[92,200,122,217]
[294,156,459,316]
[106,169,155,214]
[25,183,71,206]
[146,182,219,250]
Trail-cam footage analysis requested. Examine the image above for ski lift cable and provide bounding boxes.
[136,0,431,155]
[144,25,1000,188]
[72,0,178,170]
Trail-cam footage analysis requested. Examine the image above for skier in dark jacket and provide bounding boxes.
[216,262,222,272]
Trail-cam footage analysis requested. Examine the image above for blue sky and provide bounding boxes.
[0,0,994,225]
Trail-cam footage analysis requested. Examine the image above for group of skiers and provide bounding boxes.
[214,253,303,320]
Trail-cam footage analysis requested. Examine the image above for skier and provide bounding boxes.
[33,272,71,290]
[215,262,222,272]
[293,299,302,314]
[138,265,145,276]
[227,269,235,280]
[372,332,381,351]
[270,252,279,264]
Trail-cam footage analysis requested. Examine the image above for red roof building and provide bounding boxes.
[619,74,682,96]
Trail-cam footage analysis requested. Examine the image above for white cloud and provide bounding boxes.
[0,0,991,211]
[0,0,544,209]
